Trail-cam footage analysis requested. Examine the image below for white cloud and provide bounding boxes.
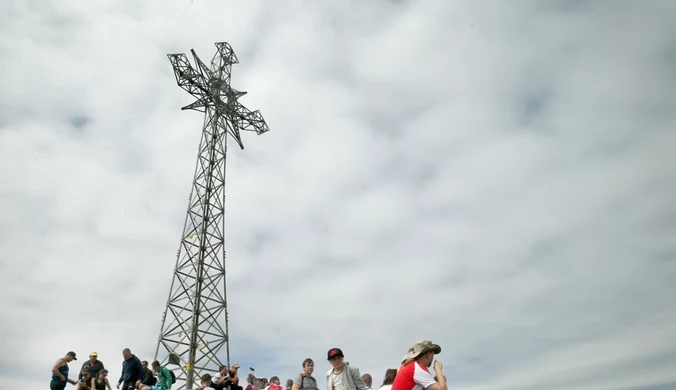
[1,0,675,389]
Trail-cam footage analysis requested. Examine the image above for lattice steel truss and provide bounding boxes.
[155,42,269,390]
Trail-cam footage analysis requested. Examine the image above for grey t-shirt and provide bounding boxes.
[294,374,318,390]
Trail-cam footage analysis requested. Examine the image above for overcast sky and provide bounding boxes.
[1,0,676,389]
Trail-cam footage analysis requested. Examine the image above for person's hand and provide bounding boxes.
[117,383,121,389]
[433,361,443,372]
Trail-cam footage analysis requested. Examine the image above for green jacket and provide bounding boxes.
[157,366,173,388]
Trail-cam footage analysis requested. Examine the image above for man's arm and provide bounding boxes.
[350,367,367,390]
[292,375,303,390]
[52,359,67,381]
[118,361,125,385]
[424,362,447,390]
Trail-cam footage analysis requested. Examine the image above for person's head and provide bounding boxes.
[81,366,90,377]
[98,370,109,381]
[382,369,397,386]
[361,374,372,388]
[270,377,280,385]
[151,361,161,371]
[302,358,314,375]
[201,374,213,387]
[65,351,77,362]
[231,363,240,372]
[89,352,98,363]
[219,365,228,375]
[262,378,269,386]
[327,348,344,370]
[405,340,441,368]
[122,348,132,360]
[286,379,293,389]
[247,373,256,384]
[142,361,149,370]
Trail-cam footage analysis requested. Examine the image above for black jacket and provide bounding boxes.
[118,355,143,384]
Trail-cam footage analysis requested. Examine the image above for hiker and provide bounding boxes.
[138,361,173,390]
[51,352,79,390]
[91,369,113,390]
[292,358,318,390]
[392,340,447,390]
[117,349,143,390]
[325,348,367,390]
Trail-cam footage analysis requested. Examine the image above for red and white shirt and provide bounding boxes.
[391,362,436,390]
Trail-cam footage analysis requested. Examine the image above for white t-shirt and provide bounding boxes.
[330,371,346,390]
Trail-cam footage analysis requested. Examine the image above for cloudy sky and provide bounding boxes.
[2,0,676,389]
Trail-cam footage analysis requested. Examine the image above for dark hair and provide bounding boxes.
[142,361,148,365]
[202,374,212,382]
[98,370,109,379]
[152,361,161,367]
[382,369,397,386]
[286,379,294,386]
[302,358,314,368]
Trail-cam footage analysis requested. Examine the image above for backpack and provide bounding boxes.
[299,373,314,390]
[163,366,176,383]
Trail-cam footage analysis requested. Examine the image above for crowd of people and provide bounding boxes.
[49,348,174,390]
[50,340,449,390]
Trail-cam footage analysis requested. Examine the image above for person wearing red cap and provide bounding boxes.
[325,348,367,390]
[391,341,447,390]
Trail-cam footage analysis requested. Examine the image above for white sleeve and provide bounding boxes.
[413,365,437,389]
